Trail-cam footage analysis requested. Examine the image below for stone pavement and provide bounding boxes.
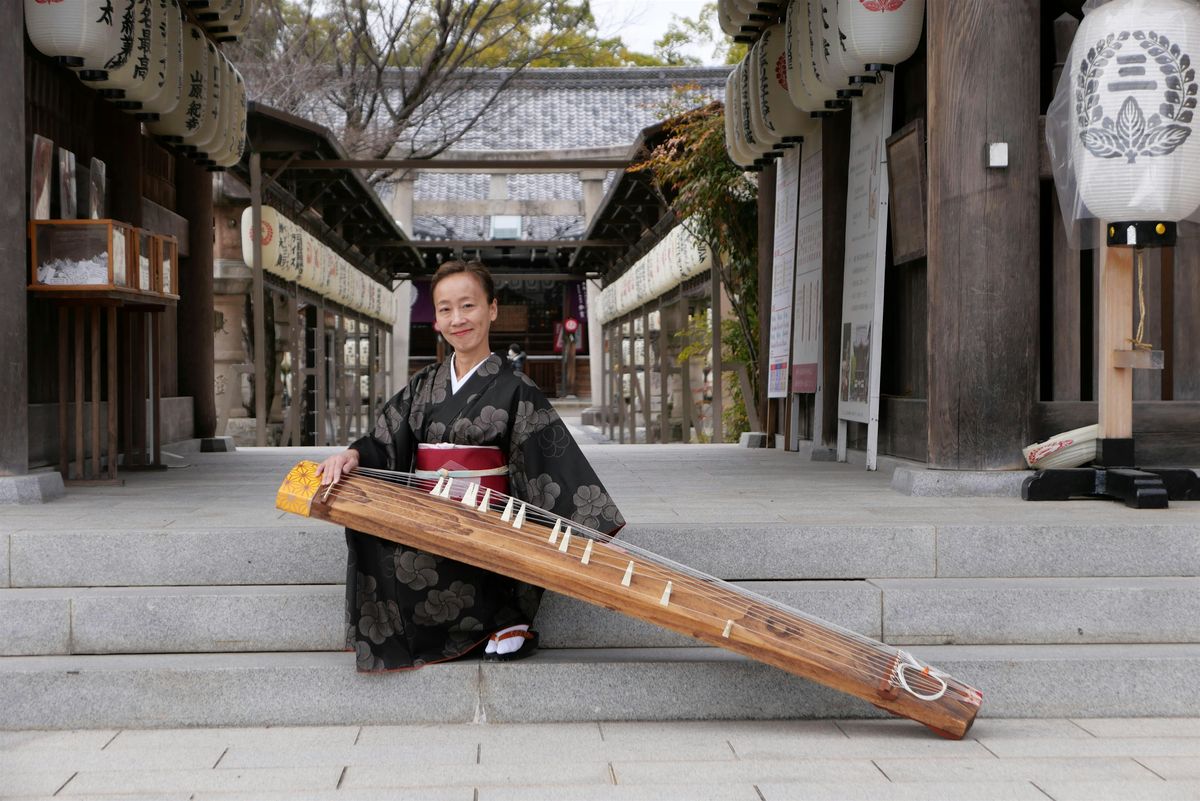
[3,718,1200,800]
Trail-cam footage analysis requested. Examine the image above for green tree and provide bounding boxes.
[652,2,746,67]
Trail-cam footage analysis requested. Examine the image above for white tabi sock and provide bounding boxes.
[485,623,530,655]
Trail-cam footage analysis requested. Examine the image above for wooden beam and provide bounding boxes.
[926,0,1040,469]
[1097,243,1134,439]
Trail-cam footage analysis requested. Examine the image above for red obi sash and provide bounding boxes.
[415,444,509,495]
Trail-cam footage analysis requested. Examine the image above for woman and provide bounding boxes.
[317,261,624,671]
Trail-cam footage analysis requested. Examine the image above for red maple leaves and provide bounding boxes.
[860,0,906,11]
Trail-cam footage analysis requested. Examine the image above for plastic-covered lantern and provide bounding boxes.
[23,0,121,72]
[79,0,154,102]
[758,23,813,142]
[724,71,759,170]
[1047,0,1200,246]
[147,21,209,144]
[839,0,926,74]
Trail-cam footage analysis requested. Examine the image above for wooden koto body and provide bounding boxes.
[276,461,982,738]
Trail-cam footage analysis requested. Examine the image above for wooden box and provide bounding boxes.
[29,219,135,292]
[156,234,180,299]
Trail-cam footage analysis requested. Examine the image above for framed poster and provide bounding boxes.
[57,148,77,220]
[885,118,927,265]
[791,125,823,394]
[768,148,802,399]
[88,158,107,220]
[30,135,54,220]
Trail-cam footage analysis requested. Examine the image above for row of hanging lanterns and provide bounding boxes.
[724,0,925,169]
[24,0,248,170]
[240,206,395,323]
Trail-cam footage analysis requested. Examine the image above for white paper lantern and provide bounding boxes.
[791,0,848,111]
[809,0,866,96]
[24,0,121,73]
[214,69,247,169]
[724,70,758,170]
[217,0,255,43]
[135,0,184,119]
[1069,0,1200,224]
[839,0,925,74]
[747,45,789,151]
[80,0,155,100]
[758,24,813,142]
[717,0,747,37]
[183,42,223,157]
[146,21,208,143]
[737,61,778,161]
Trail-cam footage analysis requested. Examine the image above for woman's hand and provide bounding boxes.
[316,449,360,486]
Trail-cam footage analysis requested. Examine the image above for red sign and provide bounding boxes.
[564,317,579,334]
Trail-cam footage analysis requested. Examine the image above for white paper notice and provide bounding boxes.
[791,125,822,394]
[768,148,802,399]
[837,76,894,426]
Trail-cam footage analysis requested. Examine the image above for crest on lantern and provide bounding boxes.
[1047,0,1200,247]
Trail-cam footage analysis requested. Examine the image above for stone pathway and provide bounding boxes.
[3,718,1199,800]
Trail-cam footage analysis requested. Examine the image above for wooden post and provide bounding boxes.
[0,0,27,476]
[616,320,626,444]
[642,306,652,441]
[659,297,670,444]
[758,162,776,439]
[926,0,1040,469]
[627,316,637,443]
[250,153,268,447]
[1172,232,1200,399]
[91,309,101,478]
[680,303,693,443]
[818,113,851,450]
[74,309,85,480]
[58,311,70,478]
[1051,13,1082,402]
[151,314,161,466]
[711,266,723,444]
[284,289,300,446]
[316,305,327,446]
[107,308,118,479]
[174,156,216,439]
[1097,242,1134,440]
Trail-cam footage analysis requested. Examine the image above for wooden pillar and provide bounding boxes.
[659,298,670,444]
[0,5,27,475]
[249,153,268,446]
[1051,13,1082,402]
[711,267,723,444]
[757,161,777,437]
[926,0,1040,469]
[57,313,70,478]
[1172,234,1200,399]
[106,309,118,479]
[680,302,693,443]
[1097,242,1133,439]
[90,309,101,478]
[174,156,216,438]
[316,306,327,445]
[818,114,851,449]
[642,306,652,441]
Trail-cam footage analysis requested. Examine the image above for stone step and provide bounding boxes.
[2,643,1198,729]
[3,577,1198,656]
[6,519,1200,588]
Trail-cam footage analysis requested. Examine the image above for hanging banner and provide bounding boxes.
[791,124,823,394]
[837,74,894,468]
[768,148,802,398]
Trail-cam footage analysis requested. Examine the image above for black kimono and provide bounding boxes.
[346,352,624,671]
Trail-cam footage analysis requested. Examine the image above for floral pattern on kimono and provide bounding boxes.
[345,352,624,671]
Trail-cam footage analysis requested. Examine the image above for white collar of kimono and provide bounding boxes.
[448,352,486,395]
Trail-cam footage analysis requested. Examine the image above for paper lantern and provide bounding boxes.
[240,206,304,282]
[146,21,208,143]
[746,45,789,151]
[758,24,812,142]
[23,0,121,72]
[788,0,848,111]
[1069,0,1200,226]
[217,0,255,43]
[134,0,184,119]
[79,0,155,101]
[182,42,223,157]
[724,72,758,170]
[809,0,866,97]
[214,70,248,169]
[203,57,237,166]
[737,61,779,162]
[717,0,747,38]
[839,0,925,73]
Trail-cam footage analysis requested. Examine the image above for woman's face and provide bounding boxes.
[434,272,497,358]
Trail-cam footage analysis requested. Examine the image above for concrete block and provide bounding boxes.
[1072,718,1200,738]
[1139,758,1200,780]
[757,783,1049,801]
[876,577,1200,645]
[975,736,1200,759]
[1033,782,1200,801]
[9,526,345,587]
[537,581,881,648]
[60,767,342,795]
[1,533,9,588]
[356,722,603,749]
[622,524,936,580]
[728,735,991,760]
[739,432,768,448]
[341,762,613,789]
[0,771,78,797]
[478,737,736,764]
[0,590,71,656]
[599,719,845,743]
[891,467,1026,497]
[202,436,237,453]
[0,746,224,772]
[611,758,886,785]
[873,756,1158,783]
[0,652,479,729]
[934,524,1200,578]
[0,729,119,750]
[218,742,478,769]
[480,786,761,801]
[70,585,344,654]
[105,726,361,751]
[0,472,65,505]
[838,717,1093,740]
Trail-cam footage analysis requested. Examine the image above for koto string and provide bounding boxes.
[326,479,959,699]
[326,472,961,697]
[326,472,962,698]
